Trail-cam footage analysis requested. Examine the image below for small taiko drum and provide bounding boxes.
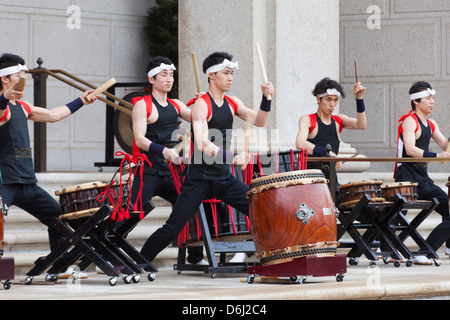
[55,181,129,222]
[337,180,384,209]
[381,182,418,202]
[178,200,251,247]
[247,170,339,266]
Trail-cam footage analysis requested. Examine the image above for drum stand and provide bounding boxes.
[247,254,347,284]
[0,200,14,290]
[25,202,158,286]
[337,194,441,267]
[174,203,257,278]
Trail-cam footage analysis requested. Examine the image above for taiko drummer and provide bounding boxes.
[295,77,367,202]
[0,53,98,278]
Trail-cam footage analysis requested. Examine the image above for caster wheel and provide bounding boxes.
[45,274,58,281]
[434,259,441,267]
[349,258,359,266]
[383,257,390,264]
[210,273,216,279]
[148,272,156,282]
[109,277,117,286]
[177,270,182,274]
[132,274,141,283]
[298,276,307,284]
[394,260,401,268]
[123,275,132,284]
[336,274,345,282]
[3,280,12,290]
[247,275,255,284]
[25,276,33,285]
[289,276,298,283]
[369,261,376,268]
[406,259,413,267]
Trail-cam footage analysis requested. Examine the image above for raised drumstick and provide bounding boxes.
[192,52,202,94]
[16,74,26,91]
[354,59,361,99]
[255,43,272,101]
[85,78,117,101]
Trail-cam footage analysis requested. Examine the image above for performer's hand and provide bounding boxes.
[80,90,99,105]
[437,151,450,159]
[3,87,24,101]
[353,82,366,99]
[261,82,274,97]
[195,91,206,98]
[163,147,181,162]
[233,151,251,167]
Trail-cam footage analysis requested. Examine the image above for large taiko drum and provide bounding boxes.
[381,182,418,202]
[55,181,129,222]
[247,170,339,266]
[337,180,384,209]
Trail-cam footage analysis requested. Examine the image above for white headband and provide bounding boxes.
[205,59,239,75]
[410,88,436,100]
[318,88,341,98]
[147,63,176,78]
[0,64,28,77]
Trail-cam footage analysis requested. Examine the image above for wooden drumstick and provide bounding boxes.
[255,43,272,101]
[163,134,191,163]
[446,137,450,153]
[16,74,26,91]
[354,59,361,99]
[192,52,202,94]
[241,121,252,171]
[85,78,117,101]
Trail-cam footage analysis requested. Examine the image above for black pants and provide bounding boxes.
[417,183,450,251]
[0,183,63,251]
[131,173,204,263]
[140,174,250,262]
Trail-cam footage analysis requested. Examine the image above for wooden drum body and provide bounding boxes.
[55,181,129,221]
[247,170,338,265]
[337,180,384,209]
[381,182,418,202]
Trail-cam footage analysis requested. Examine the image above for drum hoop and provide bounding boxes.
[338,197,386,209]
[381,182,418,189]
[337,180,383,190]
[247,170,327,197]
[55,181,124,196]
[257,241,339,265]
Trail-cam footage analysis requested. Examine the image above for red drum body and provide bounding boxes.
[337,180,384,209]
[381,182,418,202]
[56,181,129,221]
[247,170,338,266]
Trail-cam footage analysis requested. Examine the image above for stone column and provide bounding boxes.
[179,0,347,154]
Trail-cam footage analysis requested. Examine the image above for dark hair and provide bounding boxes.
[312,77,345,99]
[0,53,26,90]
[202,51,233,74]
[145,56,174,78]
[409,81,432,110]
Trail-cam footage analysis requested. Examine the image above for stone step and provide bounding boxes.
[3,171,448,274]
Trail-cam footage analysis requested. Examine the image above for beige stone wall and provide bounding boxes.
[0,1,153,171]
[339,0,450,172]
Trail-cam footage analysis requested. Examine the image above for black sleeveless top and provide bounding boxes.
[395,114,433,186]
[141,96,180,176]
[187,93,234,180]
[307,114,340,155]
[0,102,37,184]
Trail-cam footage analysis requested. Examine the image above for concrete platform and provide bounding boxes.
[1,254,450,302]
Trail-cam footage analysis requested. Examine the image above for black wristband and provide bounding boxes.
[66,97,84,114]
[148,142,165,155]
[0,93,9,111]
[356,98,365,113]
[423,150,437,158]
[259,95,271,112]
[216,148,235,163]
[312,145,327,157]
